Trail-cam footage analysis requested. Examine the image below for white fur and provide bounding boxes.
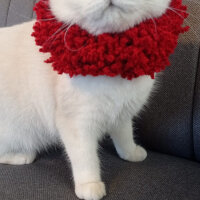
[0,0,170,199]
[50,0,171,35]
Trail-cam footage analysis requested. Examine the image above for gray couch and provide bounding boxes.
[0,0,200,199]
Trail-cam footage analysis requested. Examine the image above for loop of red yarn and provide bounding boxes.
[32,0,189,80]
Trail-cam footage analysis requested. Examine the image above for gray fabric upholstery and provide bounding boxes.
[0,149,200,200]
[0,1,200,200]
[0,0,36,27]
[0,0,10,26]
[191,1,200,161]
[193,50,200,161]
[1,0,199,161]
[136,0,200,161]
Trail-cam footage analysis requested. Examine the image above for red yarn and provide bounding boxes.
[32,0,189,80]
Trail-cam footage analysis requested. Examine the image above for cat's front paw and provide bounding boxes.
[120,145,147,162]
[75,182,106,200]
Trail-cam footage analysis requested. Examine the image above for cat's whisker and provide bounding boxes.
[170,7,200,24]
[43,24,69,47]
[39,18,56,22]
[64,24,87,52]
[148,15,158,35]
[168,7,187,19]
[64,24,73,50]
[146,1,200,41]
[146,0,198,19]
[168,7,200,40]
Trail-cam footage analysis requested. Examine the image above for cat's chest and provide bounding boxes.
[95,86,143,122]
[57,75,155,125]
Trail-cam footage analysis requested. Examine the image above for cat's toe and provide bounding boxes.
[75,182,106,200]
[121,145,147,162]
[0,153,36,165]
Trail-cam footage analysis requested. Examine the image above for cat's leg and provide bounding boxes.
[56,114,106,200]
[109,119,147,162]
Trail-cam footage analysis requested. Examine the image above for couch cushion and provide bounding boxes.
[0,148,200,200]
[0,0,200,161]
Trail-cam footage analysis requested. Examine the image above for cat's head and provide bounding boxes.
[50,0,171,35]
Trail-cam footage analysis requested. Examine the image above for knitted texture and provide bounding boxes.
[32,0,189,80]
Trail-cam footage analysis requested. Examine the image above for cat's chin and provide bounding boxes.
[49,0,171,35]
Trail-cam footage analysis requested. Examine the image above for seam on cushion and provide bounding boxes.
[32,0,37,18]
[192,46,200,161]
[5,0,11,26]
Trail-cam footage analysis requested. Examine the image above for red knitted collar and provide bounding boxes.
[32,0,189,80]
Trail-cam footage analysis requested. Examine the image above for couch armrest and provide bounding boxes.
[193,49,200,161]
[0,0,36,27]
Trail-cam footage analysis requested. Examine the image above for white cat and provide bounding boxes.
[0,0,170,199]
